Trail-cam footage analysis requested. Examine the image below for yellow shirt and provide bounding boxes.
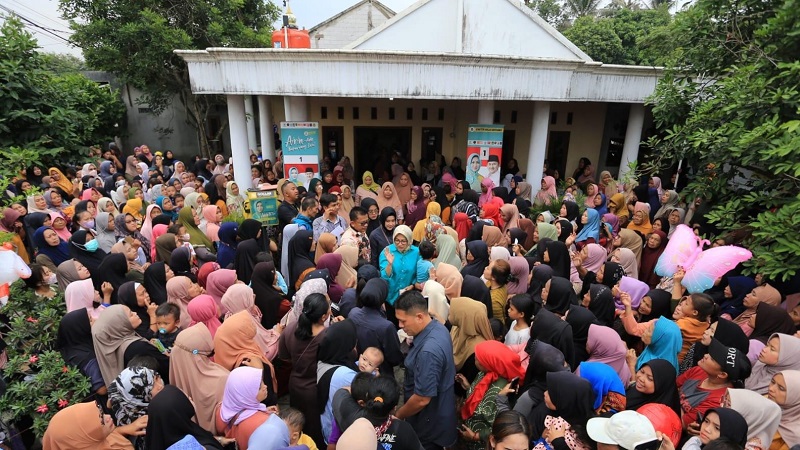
[297,433,318,450]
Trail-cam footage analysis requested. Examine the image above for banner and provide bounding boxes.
[247,189,279,226]
[281,121,320,187]
[466,124,504,188]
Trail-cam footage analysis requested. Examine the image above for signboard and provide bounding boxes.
[247,189,279,226]
[281,121,320,187]
[466,124,504,188]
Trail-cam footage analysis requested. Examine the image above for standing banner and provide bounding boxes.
[247,189,279,226]
[466,124,504,188]
[281,121,320,187]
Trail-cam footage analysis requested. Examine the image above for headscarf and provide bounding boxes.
[667,208,686,238]
[92,304,148,385]
[577,361,625,410]
[727,388,781,450]
[566,305,599,365]
[93,212,117,253]
[221,284,278,358]
[586,284,615,327]
[718,276,756,319]
[154,233,177,264]
[599,171,619,196]
[144,385,223,450]
[142,261,169,305]
[617,276,650,311]
[562,200,580,222]
[361,198,380,235]
[640,289,672,323]
[600,261,625,288]
[170,323,230,431]
[584,184,599,208]
[478,178,495,207]
[750,303,796,344]
[449,296,493,370]
[122,198,145,222]
[108,366,158,431]
[776,370,800,446]
[281,278,328,328]
[213,310,269,371]
[187,295,222,337]
[48,211,73,242]
[627,202,654,235]
[206,269,238,306]
[56,307,98,374]
[250,261,284,330]
[376,182,403,217]
[603,213,620,238]
[139,204,160,243]
[531,309,575,369]
[636,317,682,371]
[202,205,220,242]
[639,230,666,287]
[317,253,345,303]
[219,366,269,425]
[733,284,781,326]
[26,194,50,214]
[586,324,631,384]
[506,256,530,295]
[41,401,134,450]
[575,208,601,243]
[314,233,337,264]
[745,333,800,394]
[169,247,195,282]
[625,359,680,413]
[225,181,246,214]
[56,259,83,291]
[178,207,213,250]
[358,171,379,194]
[33,226,71,267]
[217,222,238,269]
[69,229,108,274]
[167,276,195,322]
[546,371,597,427]
[435,262,463,299]
[404,186,427,229]
[288,230,315,289]
[434,234,462,269]
[545,241,571,279]
[516,181,533,202]
[48,167,74,194]
[461,340,524,419]
[536,176,557,205]
[334,246,358,290]
[478,225,502,249]
[614,249,638,281]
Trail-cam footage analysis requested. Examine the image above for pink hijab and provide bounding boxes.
[586,324,631,383]
[478,178,495,207]
[202,205,220,242]
[150,224,168,261]
[167,276,194,323]
[187,294,222,338]
[49,211,72,242]
[537,176,558,205]
[64,279,106,319]
[584,184,598,208]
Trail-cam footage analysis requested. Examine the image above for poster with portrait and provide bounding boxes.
[281,121,320,187]
[466,124,504,188]
[247,189,279,226]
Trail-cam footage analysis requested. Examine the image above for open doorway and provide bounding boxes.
[547,131,571,180]
[354,127,412,183]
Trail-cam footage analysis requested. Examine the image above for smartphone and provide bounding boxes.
[633,438,663,450]
[514,239,519,246]
[509,376,520,391]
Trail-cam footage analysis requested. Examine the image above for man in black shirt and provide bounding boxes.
[278,181,300,231]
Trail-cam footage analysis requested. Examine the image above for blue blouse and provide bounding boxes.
[379,243,420,306]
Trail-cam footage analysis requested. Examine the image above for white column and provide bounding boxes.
[244,95,257,154]
[227,95,253,191]
[477,100,494,124]
[258,95,276,162]
[526,101,550,186]
[283,96,309,121]
[619,103,645,180]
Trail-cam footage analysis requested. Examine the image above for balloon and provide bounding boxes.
[0,242,32,305]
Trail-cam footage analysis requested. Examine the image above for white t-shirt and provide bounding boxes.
[504,321,530,346]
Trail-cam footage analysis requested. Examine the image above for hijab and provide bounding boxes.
[578,361,625,410]
[108,366,158,435]
[281,278,328,329]
[213,310,268,371]
[545,241,571,279]
[234,238,260,285]
[625,358,680,413]
[69,229,108,274]
[435,262,463,299]
[586,324,631,383]
[56,259,83,291]
[507,256,531,295]
[154,233,177,264]
[360,198,381,235]
[187,295,223,338]
[639,230,666,287]
[617,276,650,311]
[481,225,504,247]
[745,333,800,394]
[170,323,230,431]
[167,276,195,323]
[719,276,757,319]
[627,202,654,235]
[217,221,238,269]
[449,296,494,370]
[641,289,672,323]
[636,317,683,371]
[404,186,427,229]
[202,205,220,242]
[41,401,133,450]
[462,341,525,420]
[144,385,223,450]
[56,307,98,374]
[178,207,213,250]
[522,340,569,400]
[654,190,680,220]
[750,303,796,344]
[314,233,337,264]
[705,408,750,447]
[537,176,558,205]
[616,248,639,279]
[251,261,284,330]
[206,269,238,307]
[33,226,71,266]
[587,284,616,327]
[288,230,315,289]
[376,182,403,216]
[734,284,781,326]
[776,370,800,446]
[601,262,625,288]
[358,171,379,194]
[531,309,575,369]
[92,304,148,385]
[546,371,596,427]
[462,274,493,319]
[143,262,169,305]
[316,253,345,303]
[221,284,278,359]
[219,366,269,425]
[170,247,196,282]
[93,253,129,304]
[565,305,599,365]
[122,198,145,222]
[93,212,117,253]
[727,388,781,450]
[478,178,495,207]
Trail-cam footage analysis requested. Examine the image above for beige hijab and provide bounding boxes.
[435,262,463,299]
[334,245,358,288]
[169,323,230,431]
[166,276,194,324]
[617,228,643,264]
[449,296,493,370]
[221,284,279,360]
[92,305,147,385]
[422,280,449,324]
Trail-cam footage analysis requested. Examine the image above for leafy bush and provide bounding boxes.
[0,281,91,437]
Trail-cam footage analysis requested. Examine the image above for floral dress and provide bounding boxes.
[462,373,506,450]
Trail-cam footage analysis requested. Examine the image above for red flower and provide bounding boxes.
[36,404,48,414]
[25,317,38,323]
[62,366,69,373]
[57,399,69,409]
[28,355,38,364]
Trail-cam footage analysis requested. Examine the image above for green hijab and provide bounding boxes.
[538,222,559,241]
[177,207,214,252]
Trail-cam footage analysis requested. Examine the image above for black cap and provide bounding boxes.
[488,155,499,163]
[709,338,751,382]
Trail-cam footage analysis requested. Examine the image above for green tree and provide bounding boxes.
[525,0,569,29]
[606,7,673,65]
[645,0,800,281]
[0,16,123,190]
[562,16,625,63]
[60,0,281,157]
[564,0,603,18]
[39,52,87,74]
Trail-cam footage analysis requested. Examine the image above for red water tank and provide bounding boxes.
[272,28,310,49]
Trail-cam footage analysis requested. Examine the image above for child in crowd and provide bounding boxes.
[487,259,511,320]
[490,318,507,343]
[505,294,535,346]
[281,407,319,450]
[414,240,436,290]
[152,303,181,354]
[356,347,385,376]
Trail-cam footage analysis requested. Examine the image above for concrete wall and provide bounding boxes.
[310,1,393,49]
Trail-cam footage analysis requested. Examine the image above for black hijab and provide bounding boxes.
[528,265,553,314]
[601,262,625,288]
[546,371,596,427]
[461,241,489,279]
[750,302,796,344]
[144,385,223,450]
[508,228,528,252]
[170,247,196,282]
[234,239,260,284]
[361,198,380,235]
[692,318,750,367]
[544,240,571,279]
[143,262,169,305]
[522,340,569,401]
[152,214,172,227]
[587,284,616,327]
[69,229,107,274]
[466,221,485,243]
[625,358,680,414]
[118,281,151,338]
[238,218,263,241]
[462,274,493,319]
[544,276,577,316]
[56,308,96,370]
[531,309,575,369]
[565,305,599,365]
[557,219,573,242]
[317,319,358,408]
[641,289,672,323]
[516,199,531,219]
[193,159,214,180]
[704,408,749,447]
[370,206,396,265]
[562,201,580,222]
[93,253,129,304]
[288,230,315,288]
[251,261,284,330]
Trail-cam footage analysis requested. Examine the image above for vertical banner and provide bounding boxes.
[281,121,320,187]
[247,189,279,226]
[466,124,504,188]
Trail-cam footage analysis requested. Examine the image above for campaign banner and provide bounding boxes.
[247,189,279,226]
[281,121,320,187]
[466,124,504,188]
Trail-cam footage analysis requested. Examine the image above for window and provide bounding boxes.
[321,106,328,119]
[567,112,573,125]
[353,107,359,120]
[422,108,428,120]
[371,107,378,120]
[438,108,445,121]
[389,107,396,120]
[511,110,518,124]
[550,112,558,124]
[337,107,344,120]
[407,108,413,120]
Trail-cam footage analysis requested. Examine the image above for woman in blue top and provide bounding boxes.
[379,225,420,325]
[574,207,601,250]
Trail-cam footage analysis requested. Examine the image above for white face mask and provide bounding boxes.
[47,273,58,285]
[181,234,191,242]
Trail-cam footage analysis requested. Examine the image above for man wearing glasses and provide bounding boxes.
[340,206,372,262]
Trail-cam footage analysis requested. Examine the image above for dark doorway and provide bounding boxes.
[547,131,571,179]
[354,127,412,183]
[502,130,516,174]
[322,126,344,165]
[421,127,443,166]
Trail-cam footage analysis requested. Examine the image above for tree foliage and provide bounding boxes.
[60,0,281,157]
[526,0,569,28]
[645,0,800,281]
[0,16,123,186]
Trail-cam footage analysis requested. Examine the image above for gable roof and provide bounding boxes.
[309,0,396,34]
[345,0,592,62]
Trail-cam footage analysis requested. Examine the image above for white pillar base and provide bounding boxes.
[619,103,645,181]
[244,96,257,155]
[526,101,550,189]
[477,100,494,124]
[227,95,253,191]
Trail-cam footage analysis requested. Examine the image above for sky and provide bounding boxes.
[0,0,419,59]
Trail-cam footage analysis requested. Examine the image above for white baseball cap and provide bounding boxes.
[587,411,657,450]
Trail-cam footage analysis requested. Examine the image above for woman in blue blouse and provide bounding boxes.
[379,225,420,325]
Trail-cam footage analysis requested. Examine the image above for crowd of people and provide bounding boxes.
[1,145,799,450]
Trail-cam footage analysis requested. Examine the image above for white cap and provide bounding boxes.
[587,411,657,450]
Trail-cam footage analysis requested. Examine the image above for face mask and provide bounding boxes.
[84,239,99,252]
[81,220,95,229]
[89,170,98,177]
[181,234,191,242]
[46,273,58,285]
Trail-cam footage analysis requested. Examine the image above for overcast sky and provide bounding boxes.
[0,0,418,59]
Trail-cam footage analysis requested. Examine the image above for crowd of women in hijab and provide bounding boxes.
[2,146,800,450]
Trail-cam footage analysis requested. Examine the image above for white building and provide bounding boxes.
[309,0,395,49]
[177,0,660,191]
